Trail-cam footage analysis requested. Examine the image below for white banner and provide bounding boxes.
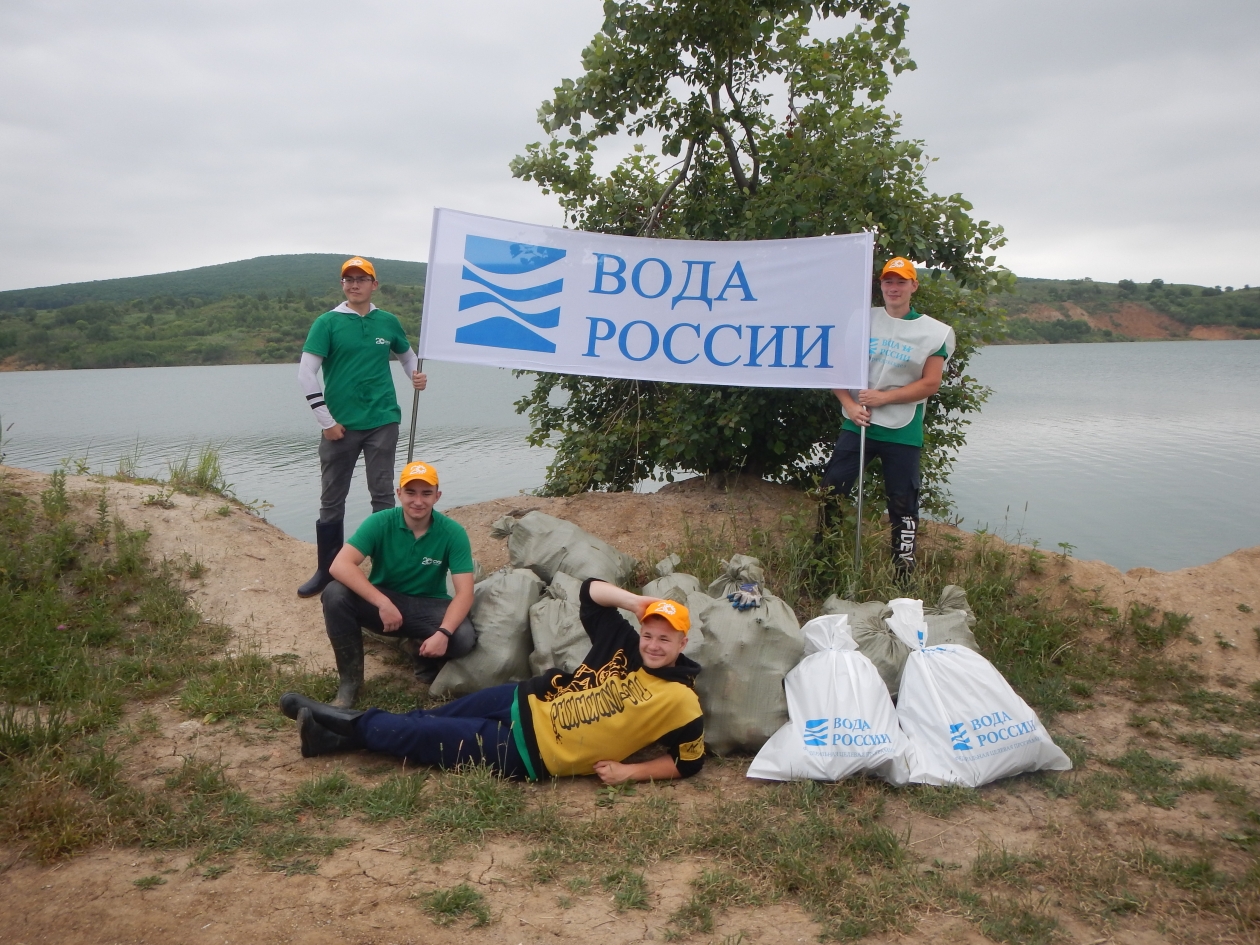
[417,208,873,389]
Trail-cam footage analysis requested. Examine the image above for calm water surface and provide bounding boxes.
[950,341,1259,570]
[1,341,1256,571]
[0,361,552,542]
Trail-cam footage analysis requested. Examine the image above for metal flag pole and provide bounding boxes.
[852,423,867,579]
[406,358,424,464]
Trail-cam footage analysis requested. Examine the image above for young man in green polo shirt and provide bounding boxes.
[820,256,955,578]
[296,256,428,598]
[321,460,476,707]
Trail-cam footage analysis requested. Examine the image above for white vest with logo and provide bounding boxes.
[842,308,955,431]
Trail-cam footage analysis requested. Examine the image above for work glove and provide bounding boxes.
[727,582,763,611]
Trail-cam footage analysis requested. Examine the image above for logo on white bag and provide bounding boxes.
[803,717,890,749]
[949,722,973,751]
[804,719,829,746]
[970,710,1040,746]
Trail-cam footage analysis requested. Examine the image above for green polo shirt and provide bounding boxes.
[841,309,949,448]
[346,508,474,599]
[302,305,410,431]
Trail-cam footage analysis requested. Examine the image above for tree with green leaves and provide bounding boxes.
[511,0,1009,515]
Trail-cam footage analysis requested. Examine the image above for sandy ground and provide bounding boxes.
[1,465,1259,944]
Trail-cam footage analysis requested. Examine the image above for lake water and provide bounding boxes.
[1,340,1256,571]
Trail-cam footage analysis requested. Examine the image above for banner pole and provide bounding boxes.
[852,423,867,581]
[406,358,424,464]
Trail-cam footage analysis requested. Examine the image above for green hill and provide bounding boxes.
[0,254,426,312]
[0,259,1254,371]
[0,254,427,370]
[999,276,1259,344]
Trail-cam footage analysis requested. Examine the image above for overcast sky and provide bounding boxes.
[1,0,1256,292]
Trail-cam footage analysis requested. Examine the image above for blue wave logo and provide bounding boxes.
[454,235,567,353]
[803,718,828,747]
[949,722,972,751]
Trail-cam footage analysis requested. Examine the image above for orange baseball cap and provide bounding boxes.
[399,461,438,487]
[341,256,377,279]
[643,599,690,635]
[880,257,917,281]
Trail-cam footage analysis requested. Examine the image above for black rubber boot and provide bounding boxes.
[298,708,359,758]
[326,619,364,709]
[891,514,918,581]
[813,497,841,548]
[297,518,343,599]
[280,692,364,739]
[413,657,442,685]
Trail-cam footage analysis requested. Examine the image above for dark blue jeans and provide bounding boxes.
[821,429,921,569]
[357,683,528,778]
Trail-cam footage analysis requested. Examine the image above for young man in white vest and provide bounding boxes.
[821,256,955,578]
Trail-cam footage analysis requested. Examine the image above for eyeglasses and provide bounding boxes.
[341,276,374,285]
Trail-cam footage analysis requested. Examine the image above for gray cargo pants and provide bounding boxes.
[317,422,399,524]
[322,580,477,677]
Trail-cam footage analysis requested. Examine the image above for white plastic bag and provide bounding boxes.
[747,615,912,785]
[891,599,1072,786]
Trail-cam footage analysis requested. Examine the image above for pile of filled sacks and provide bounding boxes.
[747,596,1072,787]
[430,510,1070,788]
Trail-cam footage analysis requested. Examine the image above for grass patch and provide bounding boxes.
[1126,603,1192,649]
[166,444,230,496]
[603,867,650,911]
[907,784,986,818]
[422,764,527,843]
[679,780,915,940]
[1105,749,1182,809]
[971,847,1046,887]
[0,476,368,867]
[1176,730,1248,759]
[1177,687,1260,729]
[1041,769,1125,811]
[1129,655,1205,703]
[1182,774,1250,808]
[179,648,331,722]
[668,870,757,936]
[974,897,1060,945]
[1139,849,1226,890]
[417,883,491,927]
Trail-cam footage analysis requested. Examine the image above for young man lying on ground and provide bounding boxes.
[280,580,705,784]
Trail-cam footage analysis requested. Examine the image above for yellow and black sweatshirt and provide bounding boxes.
[511,578,705,780]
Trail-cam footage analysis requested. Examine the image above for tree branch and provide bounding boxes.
[639,138,696,237]
[723,78,760,192]
[709,88,751,193]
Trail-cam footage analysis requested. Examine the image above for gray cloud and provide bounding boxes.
[887,0,1260,284]
[0,0,1255,291]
